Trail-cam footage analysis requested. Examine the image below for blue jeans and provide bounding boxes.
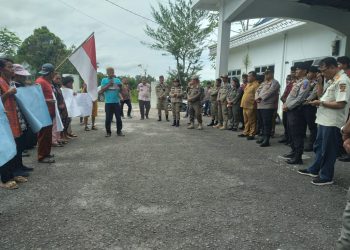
[307,125,341,181]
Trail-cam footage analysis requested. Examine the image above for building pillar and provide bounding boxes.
[216,1,231,77]
[345,35,350,57]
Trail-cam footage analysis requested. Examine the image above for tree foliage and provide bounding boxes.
[0,28,21,57]
[145,0,215,86]
[16,26,77,74]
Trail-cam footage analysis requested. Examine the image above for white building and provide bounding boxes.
[209,18,347,91]
[193,0,350,78]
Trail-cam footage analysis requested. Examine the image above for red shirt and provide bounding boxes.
[36,76,55,117]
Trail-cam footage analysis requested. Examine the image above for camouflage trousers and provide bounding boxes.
[189,101,202,124]
[172,102,181,120]
[157,99,168,116]
[211,101,218,121]
[218,101,228,124]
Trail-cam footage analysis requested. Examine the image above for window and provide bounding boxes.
[254,64,275,74]
[228,69,242,82]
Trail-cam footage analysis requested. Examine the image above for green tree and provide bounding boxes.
[144,0,215,86]
[16,26,76,74]
[0,28,21,57]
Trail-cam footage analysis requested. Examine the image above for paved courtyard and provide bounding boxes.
[1,105,350,250]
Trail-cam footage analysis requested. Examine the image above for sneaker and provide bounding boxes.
[297,169,318,178]
[311,176,333,186]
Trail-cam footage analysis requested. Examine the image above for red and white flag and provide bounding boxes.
[69,33,98,101]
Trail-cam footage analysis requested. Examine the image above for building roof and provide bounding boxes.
[209,19,305,55]
[298,0,350,11]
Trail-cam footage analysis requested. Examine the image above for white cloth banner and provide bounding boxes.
[75,93,92,117]
[61,88,81,117]
[0,99,16,167]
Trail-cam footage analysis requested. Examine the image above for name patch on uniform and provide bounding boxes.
[340,83,347,92]
[302,80,308,89]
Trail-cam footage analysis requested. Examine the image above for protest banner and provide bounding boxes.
[75,93,93,117]
[0,99,16,167]
[61,88,81,117]
[15,85,52,133]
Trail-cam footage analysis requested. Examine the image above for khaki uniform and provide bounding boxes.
[217,82,231,127]
[210,86,219,121]
[241,81,259,136]
[227,87,241,129]
[155,83,170,116]
[169,86,184,120]
[188,85,203,124]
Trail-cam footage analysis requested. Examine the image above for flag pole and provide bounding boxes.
[55,32,95,70]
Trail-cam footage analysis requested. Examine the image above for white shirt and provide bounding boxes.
[316,70,350,128]
[137,83,151,101]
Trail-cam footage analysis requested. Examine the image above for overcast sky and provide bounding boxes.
[1,0,216,80]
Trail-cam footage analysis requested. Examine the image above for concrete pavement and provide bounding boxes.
[1,106,350,249]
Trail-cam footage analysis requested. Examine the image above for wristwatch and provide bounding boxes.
[341,126,345,134]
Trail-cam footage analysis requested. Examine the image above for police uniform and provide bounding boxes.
[187,84,204,129]
[285,77,311,163]
[155,82,170,121]
[216,81,231,129]
[169,85,184,127]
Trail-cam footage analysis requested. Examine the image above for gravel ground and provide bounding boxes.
[1,106,350,250]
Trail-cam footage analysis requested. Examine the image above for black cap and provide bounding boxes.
[309,66,319,73]
[39,63,55,75]
[295,62,308,71]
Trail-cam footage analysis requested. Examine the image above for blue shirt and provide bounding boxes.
[100,77,122,103]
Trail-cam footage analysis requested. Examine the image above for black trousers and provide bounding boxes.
[0,134,25,183]
[105,103,122,134]
[259,109,275,137]
[257,110,263,135]
[302,105,317,145]
[139,100,150,119]
[121,99,132,117]
[282,111,289,140]
[24,127,37,149]
[287,107,307,156]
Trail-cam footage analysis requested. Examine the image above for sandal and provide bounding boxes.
[0,181,18,190]
[14,176,28,183]
[38,157,55,164]
[68,133,78,137]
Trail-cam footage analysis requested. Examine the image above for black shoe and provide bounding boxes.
[146,116,149,119]
[283,152,295,159]
[297,169,318,178]
[256,137,264,144]
[278,137,287,143]
[311,176,333,186]
[214,121,218,126]
[260,141,270,147]
[246,136,255,140]
[172,120,176,126]
[238,134,247,137]
[117,132,125,137]
[338,155,350,162]
[207,120,215,126]
[231,127,238,131]
[21,165,34,172]
[286,157,303,165]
